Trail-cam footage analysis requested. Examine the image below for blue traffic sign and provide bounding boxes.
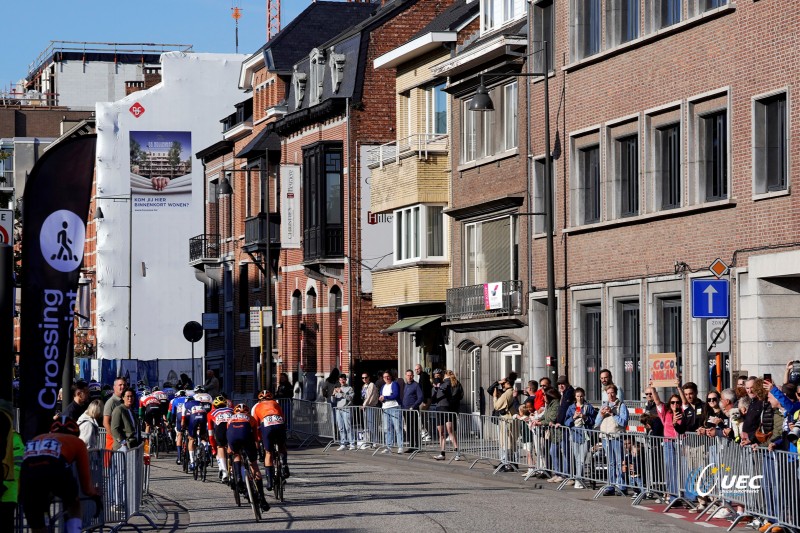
[692,279,729,318]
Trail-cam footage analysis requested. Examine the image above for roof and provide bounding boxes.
[263,1,378,73]
[411,0,479,39]
[194,139,234,161]
[236,128,281,159]
[458,19,527,55]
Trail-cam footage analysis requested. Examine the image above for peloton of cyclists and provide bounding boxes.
[227,403,270,512]
[251,390,290,490]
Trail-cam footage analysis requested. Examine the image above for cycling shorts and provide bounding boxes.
[214,422,229,448]
[188,414,208,440]
[259,424,286,453]
[227,427,257,463]
[144,406,162,428]
[20,457,79,529]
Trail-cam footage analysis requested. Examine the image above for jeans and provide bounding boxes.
[364,407,378,444]
[664,439,680,498]
[605,437,623,490]
[763,452,778,519]
[549,442,562,474]
[383,406,402,448]
[571,435,589,479]
[335,408,354,446]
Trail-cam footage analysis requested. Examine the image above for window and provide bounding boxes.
[657,124,681,209]
[427,84,447,135]
[394,204,445,263]
[658,0,681,29]
[532,0,554,74]
[308,49,325,106]
[690,0,727,16]
[481,0,525,33]
[582,304,601,401]
[607,0,639,47]
[460,82,517,164]
[500,344,522,384]
[617,135,639,217]
[238,264,249,330]
[533,158,553,234]
[700,111,728,201]
[571,0,601,61]
[464,215,517,285]
[754,93,787,193]
[580,145,601,224]
[302,141,344,261]
[659,297,682,357]
[503,82,518,151]
[621,302,640,398]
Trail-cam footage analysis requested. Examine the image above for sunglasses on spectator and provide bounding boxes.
[707,397,719,402]
[670,401,680,405]
[645,393,653,396]
[362,376,368,379]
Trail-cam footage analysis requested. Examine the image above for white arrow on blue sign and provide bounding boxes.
[691,279,729,318]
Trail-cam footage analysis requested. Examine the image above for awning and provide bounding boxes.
[381,315,443,334]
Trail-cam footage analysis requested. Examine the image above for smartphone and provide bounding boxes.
[764,373,772,382]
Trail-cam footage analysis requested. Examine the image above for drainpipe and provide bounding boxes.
[347,97,353,378]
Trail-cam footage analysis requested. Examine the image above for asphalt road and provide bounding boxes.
[146,445,735,532]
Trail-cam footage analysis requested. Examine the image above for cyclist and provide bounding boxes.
[162,382,176,402]
[139,388,161,435]
[182,387,213,471]
[207,395,233,482]
[169,389,190,464]
[252,390,290,489]
[20,416,101,533]
[226,404,269,512]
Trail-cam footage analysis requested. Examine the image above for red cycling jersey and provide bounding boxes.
[139,394,160,409]
[22,433,98,497]
[207,406,233,448]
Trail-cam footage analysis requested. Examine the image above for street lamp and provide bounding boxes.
[94,194,133,359]
[469,41,558,376]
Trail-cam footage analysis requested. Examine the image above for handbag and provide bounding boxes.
[754,408,772,444]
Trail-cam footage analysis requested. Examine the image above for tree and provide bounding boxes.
[167,141,182,173]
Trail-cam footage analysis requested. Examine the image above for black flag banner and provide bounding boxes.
[20,134,96,440]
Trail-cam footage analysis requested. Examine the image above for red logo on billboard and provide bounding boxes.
[368,211,377,225]
[129,102,145,118]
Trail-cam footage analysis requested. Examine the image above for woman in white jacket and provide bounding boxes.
[78,399,104,449]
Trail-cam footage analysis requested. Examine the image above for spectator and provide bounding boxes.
[103,378,125,450]
[539,377,552,392]
[742,377,771,445]
[492,377,515,470]
[179,373,193,390]
[515,402,536,476]
[596,383,629,496]
[401,370,423,452]
[737,375,747,389]
[275,373,293,399]
[650,380,685,503]
[432,369,462,461]
[333,375,356,451]
[203,370,220,397]
[322,369,340,404]
[77,399,104,449]
[415,364,433,441]
[378,371,402,454]
[600,369,624,402]
[713,388,739,441]
[111,388,141,451]
[622,440,645,496]
[360,373,380,449]
[680,382,706,432]
[757,383,786,531]
[565,387,596,489]
[526,381,545,412]
[302,366,318,402]
[390,368,405,401]
[0,399,22,529]
[538,387,563,482]
[63,380,90,420]
[643,385,664,436]
[555,375,575,485]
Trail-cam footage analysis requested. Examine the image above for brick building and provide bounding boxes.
[525,0,799,400]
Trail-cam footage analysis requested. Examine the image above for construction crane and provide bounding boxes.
[267,0,281,42]
[231,2,243,53]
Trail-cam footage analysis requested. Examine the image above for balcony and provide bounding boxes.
[444,280,525,332]
[368,134,450,214]
[372,263,449,308]
[242,212,280,254]
[188,233,220,267]
[221,99,254,141]
[303,225,344,263]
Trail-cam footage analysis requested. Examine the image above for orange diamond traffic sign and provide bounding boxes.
[709,258,729,279]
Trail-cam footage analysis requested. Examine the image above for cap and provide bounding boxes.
[556,375,569,385]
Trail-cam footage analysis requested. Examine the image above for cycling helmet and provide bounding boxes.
[233,403,249,414]
[176,390,186,397]
[194,386,205,393]
[152,386,160,392]
[141,388,151,396]
[257,390,273,401]
[50,416,80,437]
[213,395,227,408]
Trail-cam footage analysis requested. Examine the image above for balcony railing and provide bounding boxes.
[189,233,220,263]
[367,133,449,168]
[446,280,524,321]
[303,225,344,262]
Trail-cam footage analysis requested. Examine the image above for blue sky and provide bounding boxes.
[0,0,307,88]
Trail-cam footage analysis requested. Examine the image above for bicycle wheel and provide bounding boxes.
[151,433,159,459]
[230,460,242,507]
[272,446,284,502]
[201,446,209,482]
[182,444,189,473]
[193,445,201,480]
[244,460,261,521]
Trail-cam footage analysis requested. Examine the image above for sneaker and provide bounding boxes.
[397,447,404,454]
[188,462,195,472]
[548,475,563,483]
[349,445,356,450]
[218,470,224,481]
[359,443,370,450]
[337,444,347,451]
[602,488,615,496]
[260,499,270,512]
[381,448,392,454]
[712,509,733,520]
[221,473,229,483]
[433,453,445,461]
[689,505,706,514]
[565,479,575,485]
[454,454,463,461]
[176,457,182,465]
[574,481,585,489]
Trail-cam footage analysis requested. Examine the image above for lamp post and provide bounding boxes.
[469,41,557,376]
[94,195,133,359]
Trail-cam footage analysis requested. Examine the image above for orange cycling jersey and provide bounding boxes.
[22,433,97,496]
[252,400,285,427]
[227,412,259,434]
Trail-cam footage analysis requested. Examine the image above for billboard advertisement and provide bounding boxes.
[280,164,300,248]
[130,130,192,212]
[359,145,393,293]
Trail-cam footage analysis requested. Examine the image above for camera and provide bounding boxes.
[788,425,800,444]
[789,361,800,386]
